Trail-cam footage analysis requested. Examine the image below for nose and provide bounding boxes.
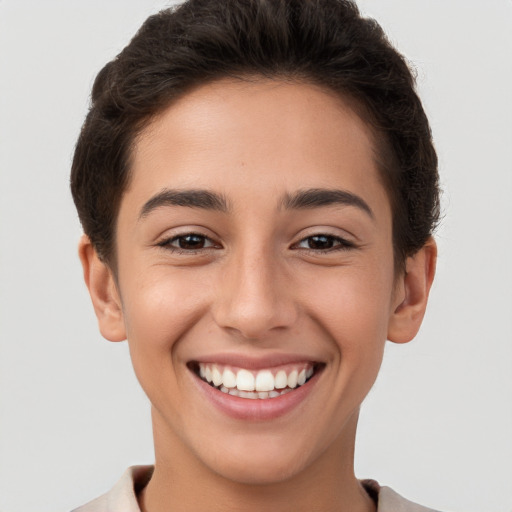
[212,247,298,340]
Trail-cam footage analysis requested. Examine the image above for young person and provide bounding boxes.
[71,1,440,510]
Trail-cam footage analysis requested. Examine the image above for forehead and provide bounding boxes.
[125,78,389,218]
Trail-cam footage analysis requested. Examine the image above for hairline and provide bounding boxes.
[103,74,406,277]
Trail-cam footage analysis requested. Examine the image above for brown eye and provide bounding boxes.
[295,234,353,252]
[176,234,207,249]
[158,233,217,251]
[306,235,336,250]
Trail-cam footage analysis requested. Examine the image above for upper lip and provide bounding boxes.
[189,352,323,370]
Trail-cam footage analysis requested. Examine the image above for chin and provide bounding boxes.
[193,431,316,486]
[212,452,308,486]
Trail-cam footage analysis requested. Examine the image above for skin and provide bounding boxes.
[80,79,436,512]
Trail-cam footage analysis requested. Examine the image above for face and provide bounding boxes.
[100,79,410,484]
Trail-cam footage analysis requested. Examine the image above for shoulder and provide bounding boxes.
[71,466,153,512]
[378,486,442,512]
[362,479,442,512]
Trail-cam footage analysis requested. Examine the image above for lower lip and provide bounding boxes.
[190,369,322,421]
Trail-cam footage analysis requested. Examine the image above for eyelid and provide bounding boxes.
[153,227,356,254]
[291,232,356,253]
[155,230,222,252]
[171,235,215,248]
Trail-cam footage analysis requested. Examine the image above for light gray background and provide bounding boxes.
[0,1,511,511]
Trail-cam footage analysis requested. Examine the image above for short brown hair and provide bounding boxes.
[71,0,440,270]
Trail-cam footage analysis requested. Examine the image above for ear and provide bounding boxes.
[78,235,126,342]
[387,238,437,344]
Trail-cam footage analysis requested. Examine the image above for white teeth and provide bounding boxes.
[274,370,288,389]
[287,370,298,388]
[239,390,257,399]
[212,366,223,386]
[218,384,305,399]
[255,370,274,392]
[197,362,317,398]
[237,369,255,391]
[222,368,236,388]
[221,387,288,399]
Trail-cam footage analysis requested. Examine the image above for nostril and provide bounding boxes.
[211,268,299,340]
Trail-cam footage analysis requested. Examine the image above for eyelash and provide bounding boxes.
[157,233,219,254]
[157,233,355,254]
[292,234,355,253]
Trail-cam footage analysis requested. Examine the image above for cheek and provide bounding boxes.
[118,269,214,421]
[303,263,394,343]
[299,260,393,391]
[118,268,213,387]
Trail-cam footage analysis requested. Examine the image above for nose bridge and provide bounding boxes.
[213,241,296,339]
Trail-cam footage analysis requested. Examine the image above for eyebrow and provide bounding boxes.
[280,188,374,218]
[139,189,229,219]
[139,186,373,220]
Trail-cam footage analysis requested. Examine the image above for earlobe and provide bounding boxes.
[78,235,127,342]
[387,238,437,344]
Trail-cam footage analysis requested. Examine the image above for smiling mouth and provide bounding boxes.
[189,362,323,399]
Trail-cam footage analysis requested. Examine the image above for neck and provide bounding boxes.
[139,408,375,512]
